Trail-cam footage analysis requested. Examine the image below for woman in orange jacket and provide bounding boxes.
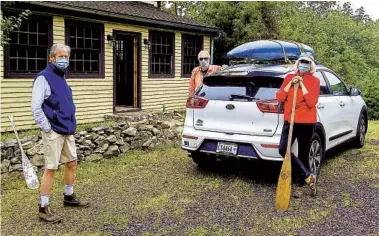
[276,52,320,197]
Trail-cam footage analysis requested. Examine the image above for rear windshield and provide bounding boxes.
[196,76,283,101]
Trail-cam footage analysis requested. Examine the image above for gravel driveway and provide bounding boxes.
[1,121,378,236]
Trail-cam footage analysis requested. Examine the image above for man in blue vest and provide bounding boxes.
[31,43,89,223]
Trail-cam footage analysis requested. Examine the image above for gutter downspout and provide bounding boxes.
[210,32,221,64]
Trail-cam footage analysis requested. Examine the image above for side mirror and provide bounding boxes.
[350,88,361,96]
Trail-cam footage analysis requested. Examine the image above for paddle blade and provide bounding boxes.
[275,152,292,212]
[22,153,40,189]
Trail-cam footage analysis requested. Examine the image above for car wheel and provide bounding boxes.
[353,114,366,148]
[308,132,323,177]
[191,152,217,169]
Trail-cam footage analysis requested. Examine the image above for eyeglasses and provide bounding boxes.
[57,56,69,59]
[199,57,209,61]
[299,60,311,64]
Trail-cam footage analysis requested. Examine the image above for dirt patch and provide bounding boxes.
[296,180,379,236]
[369,139,379,146]
[342,149,365,161]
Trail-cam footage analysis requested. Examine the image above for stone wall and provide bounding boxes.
[1,112,184,174]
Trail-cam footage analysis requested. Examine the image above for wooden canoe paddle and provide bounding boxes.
[275,81,300,212]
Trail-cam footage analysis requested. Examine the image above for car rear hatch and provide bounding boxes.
[188,72,285,137]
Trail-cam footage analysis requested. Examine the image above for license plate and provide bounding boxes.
[216,142,238,155]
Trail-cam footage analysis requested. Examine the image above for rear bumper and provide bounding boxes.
[181,126,285,161]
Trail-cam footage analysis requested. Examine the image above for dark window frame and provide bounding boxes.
[314,70,332,96]
[322,70,349,96]
[3,13,53,79]
[181,34,203,78]
[148,30,175,78]
[65,19,105,79]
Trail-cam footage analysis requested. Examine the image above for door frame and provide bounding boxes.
[112,30,142,112]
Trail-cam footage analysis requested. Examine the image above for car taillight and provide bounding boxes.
[186,96,209,109]
[256,100,283,113]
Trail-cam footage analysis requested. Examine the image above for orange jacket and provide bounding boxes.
[276,72,320,124]
[188,65,222,97]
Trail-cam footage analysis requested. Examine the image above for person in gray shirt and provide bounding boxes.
[31,43,89,223]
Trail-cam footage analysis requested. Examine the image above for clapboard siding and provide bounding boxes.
[1,80,112,88]
[53,17,65,44]
[204,36,211,52]
[1,10,215,132]
[1,16,114,131]
[1,94,113,105]
[143,102,187,111]
[2,90,113,98]
[0,9,3,81]
[105,23,207,113]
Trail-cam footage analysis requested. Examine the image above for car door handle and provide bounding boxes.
[339,101,345,107]
[317,103,325,109]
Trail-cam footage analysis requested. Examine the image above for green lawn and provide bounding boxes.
[1,121,378,235]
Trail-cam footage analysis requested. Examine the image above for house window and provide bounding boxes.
[149,31,175,78]
[182,34,203,77]
[4,14,52,78]
[65,20,104,78]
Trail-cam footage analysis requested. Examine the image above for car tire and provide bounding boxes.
[191,152,217,169]
[353,113,367,148]
[308,132,324,177]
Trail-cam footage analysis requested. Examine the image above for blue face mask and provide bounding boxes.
[298,62,310,73]
[55,57,69,71]
[201,59,208,68]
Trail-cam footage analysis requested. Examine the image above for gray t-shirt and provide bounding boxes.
[31,75,52,132]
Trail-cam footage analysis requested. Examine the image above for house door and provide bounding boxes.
[114,31,141,110]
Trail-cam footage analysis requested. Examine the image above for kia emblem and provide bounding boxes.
[226,104,235,110]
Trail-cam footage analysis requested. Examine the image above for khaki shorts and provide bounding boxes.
[41,130,77,170]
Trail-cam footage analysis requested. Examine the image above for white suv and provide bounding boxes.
[181,63,368,176]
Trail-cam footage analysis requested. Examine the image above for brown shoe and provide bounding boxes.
[39,204,62,223]
[305,174,317,197]
[63,193,89,207]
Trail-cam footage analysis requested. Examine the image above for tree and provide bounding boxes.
[301,1,338,18]
[162,1,282,64]
[341,2,353,17]
[160,1,379,118]
[258,1,280,39]
[277,3,379,119]
[1,2,30,46]
[160,1,203,17]
[353,6,372,23]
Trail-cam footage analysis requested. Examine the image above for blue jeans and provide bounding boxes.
[279,121,314,186]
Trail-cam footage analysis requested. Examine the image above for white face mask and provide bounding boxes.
[201,59,208,68]
[299,62,311,72]
[199,57,209,68]
[55,57,69,71]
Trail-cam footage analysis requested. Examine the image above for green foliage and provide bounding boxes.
[162,1,379,119]
[276,3,379,119]
[160,1,204,18]
[162,1,280,64]
[1,2,31,46]
[361,79,379,119]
